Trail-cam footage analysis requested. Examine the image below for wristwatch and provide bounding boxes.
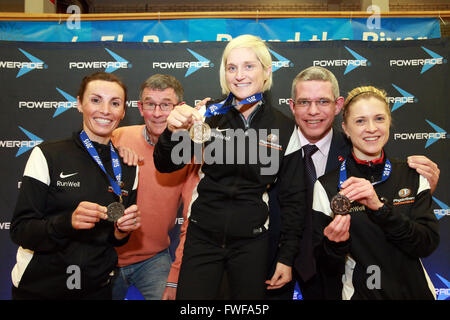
[367,197,391,216]
[372,196,390,216]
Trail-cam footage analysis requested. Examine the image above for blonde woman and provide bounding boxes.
[154,35,306,299]
[312,86,439,300]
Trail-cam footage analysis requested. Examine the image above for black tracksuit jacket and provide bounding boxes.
[10,131,138,298]
[312,152,439,299]
[154,97,306,266]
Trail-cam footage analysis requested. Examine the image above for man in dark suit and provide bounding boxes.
[266,66,440,300]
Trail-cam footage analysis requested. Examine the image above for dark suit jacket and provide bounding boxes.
[325,129,352,174]
[268,128,351,283]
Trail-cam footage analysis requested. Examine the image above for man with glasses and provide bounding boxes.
[267,66,440,300]
[111,74,199,300]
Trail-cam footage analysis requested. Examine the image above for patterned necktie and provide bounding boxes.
[303,144,319,191]
[295,144,319,281]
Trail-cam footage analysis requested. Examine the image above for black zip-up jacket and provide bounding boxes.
[312,152,439,299]
[154,97,306,266]
[10,131,138,298]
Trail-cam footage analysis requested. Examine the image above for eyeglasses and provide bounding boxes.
[293,98,335,108]
[142,102,174,112]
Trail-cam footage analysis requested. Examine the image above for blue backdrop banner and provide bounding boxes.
[0,17,441,43]
[0,38,448,300]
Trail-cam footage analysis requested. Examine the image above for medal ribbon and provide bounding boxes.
[338,158,391,189]
[203,92,263,118]
[80,130,122,200]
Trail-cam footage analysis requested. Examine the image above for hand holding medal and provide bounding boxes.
[325,175,384,243]
[114,204,141,237]
[324,169,353,243]
[107,200,125,222]
[79,130,141,238]
[71,201,108,230]
[323,214,351,243]
[166,103,212,143]
[167,93,264,144]
[330,193,351,215]
[167,103,205,134]
[339,177,384,211]
[336,159,390,212]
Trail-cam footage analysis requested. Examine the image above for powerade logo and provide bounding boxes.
[433,197,449,220]
[389,47,446,74]
[0,126,43,157]
[313,46,369,74]
[68,48,131,73]
[393,120,448,148]
[0,221,10,230]
[0,48,46,78]
[152,49,211,77]
[268,49,293,72]
[53,88,77,117]
[388,84,417,112]
[435,274,450,300]
[18,88,77,118]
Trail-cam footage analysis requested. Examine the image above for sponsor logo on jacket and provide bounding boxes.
[57,171,80,188]
[56,180,81,188]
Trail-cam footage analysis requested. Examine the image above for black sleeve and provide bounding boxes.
[366,177,439,258]
[275,147,306,266]
[108,228,130,247]
[10,147,75,252]
[153,128,193,173]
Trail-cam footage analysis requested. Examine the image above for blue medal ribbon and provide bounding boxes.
[338,158,391,189]
[203,92,263,118]
[80,130,123,201]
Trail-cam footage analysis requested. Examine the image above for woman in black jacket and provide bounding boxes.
[10,72,141,299]
[154,35,306,299]
[312,86,439,299]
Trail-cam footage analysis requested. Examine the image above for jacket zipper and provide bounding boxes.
[221,105,262,248]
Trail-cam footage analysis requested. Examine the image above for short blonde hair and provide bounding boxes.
[219,34,273,95]
[343,86,391,123]
[291,66,340,100]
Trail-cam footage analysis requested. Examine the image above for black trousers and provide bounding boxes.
[177,222,269,300]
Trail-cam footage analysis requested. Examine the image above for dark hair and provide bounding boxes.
[139,74,184,103]
[78,72,128,109]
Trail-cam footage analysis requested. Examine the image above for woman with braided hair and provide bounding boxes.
[312,86,439,300]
